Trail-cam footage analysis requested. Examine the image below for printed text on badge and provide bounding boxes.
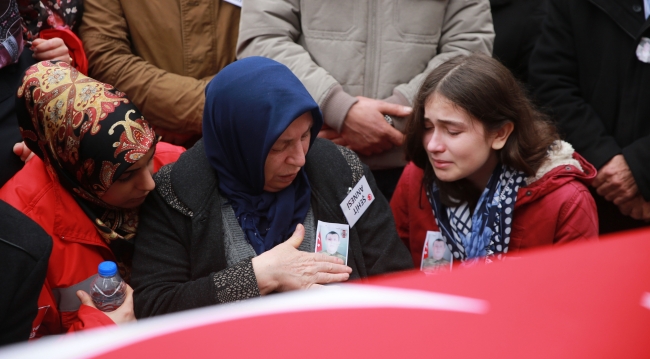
[340,176,375,227]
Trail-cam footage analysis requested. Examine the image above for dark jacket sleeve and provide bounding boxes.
[528,0,621,170]
[0,201,52,346]
[357,163,415,276]
[131,187,259,318]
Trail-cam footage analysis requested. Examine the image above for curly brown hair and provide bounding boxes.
[404,53,559,208]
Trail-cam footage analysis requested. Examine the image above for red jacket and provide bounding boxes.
[391,147,599,268]
[0,142,183,338]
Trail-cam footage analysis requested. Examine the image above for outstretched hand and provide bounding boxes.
[252,224,352,295]
[76,285,136,325]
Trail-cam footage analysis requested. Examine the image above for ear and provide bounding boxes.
[491,122,514,150]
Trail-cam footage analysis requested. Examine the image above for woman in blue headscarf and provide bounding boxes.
[131,57,413,317]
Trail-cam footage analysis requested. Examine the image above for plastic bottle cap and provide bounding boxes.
[98,261,118,277]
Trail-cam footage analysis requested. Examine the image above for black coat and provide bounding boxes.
[529,0,650,199]
[0,49,36,187]
[0,200,52,346]
[132,139,413,318]
[529,0,650,232]
[491,0,546,83]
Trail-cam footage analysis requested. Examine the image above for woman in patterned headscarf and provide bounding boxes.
[0,61,183,337]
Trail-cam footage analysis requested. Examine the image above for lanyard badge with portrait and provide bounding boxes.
[313,176,376,263]
[421,231,453,274]
[314,220,350,265]
[339,175,375,227]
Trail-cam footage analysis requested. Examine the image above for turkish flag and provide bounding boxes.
[316,232,322,252]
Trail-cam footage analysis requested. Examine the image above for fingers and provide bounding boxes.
[32,38,70,63]
[76,290,97,309]
[384,125,405,147]
[596,180,637,203]
[313,272,350,285]
[319,262,352,275]
[594,181,616,200]
[314,252,345,264]
[285,223,305,249]
[13,142,24,157]
[592,169,614,190]
[32,37,65,52]
[319,128,350,146]
[123,284,134,304]
[613,191,637,205]
[13,142,34,162]
[317,128,339,140]
[311,255,352,274]
[617,199,635,216]
[379,101,413,118]
[30,38,45,47]
[106,285,136,324]
[628,200,650,221]
[344,124,395,155]
[591,172,605,189]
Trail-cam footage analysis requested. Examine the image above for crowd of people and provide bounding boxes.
[0,0,648,347]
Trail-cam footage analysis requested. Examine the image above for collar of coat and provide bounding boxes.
[589,0,650,39]
[517,141,596,205]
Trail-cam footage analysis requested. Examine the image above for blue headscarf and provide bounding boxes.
[203,57,323,255]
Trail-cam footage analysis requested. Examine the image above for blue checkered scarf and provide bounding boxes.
[427,165,526,262]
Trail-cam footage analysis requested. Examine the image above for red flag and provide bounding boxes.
[316,232,322,252]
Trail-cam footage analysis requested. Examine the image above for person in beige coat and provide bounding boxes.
[79,0,240,146]
[237,0,494,199]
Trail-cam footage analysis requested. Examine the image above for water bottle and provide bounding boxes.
[90,261,126,312]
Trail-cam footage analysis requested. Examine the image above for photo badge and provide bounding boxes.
[420,231,452,274]
[315,220,350,265]
[339,175,375,227]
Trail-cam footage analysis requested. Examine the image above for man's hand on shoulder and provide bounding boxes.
[339,96,411,156]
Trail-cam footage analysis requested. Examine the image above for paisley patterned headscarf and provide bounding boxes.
[16,61,156,269]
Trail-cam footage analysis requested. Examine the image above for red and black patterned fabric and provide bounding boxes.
[16,61,156,261]
[0,0,24,68]
[17,0,81,39]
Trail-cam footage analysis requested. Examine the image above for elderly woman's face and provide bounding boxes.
[264,112,313,192]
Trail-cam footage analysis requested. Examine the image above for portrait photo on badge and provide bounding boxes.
[420,231,452,273]
[314,220,349,266]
